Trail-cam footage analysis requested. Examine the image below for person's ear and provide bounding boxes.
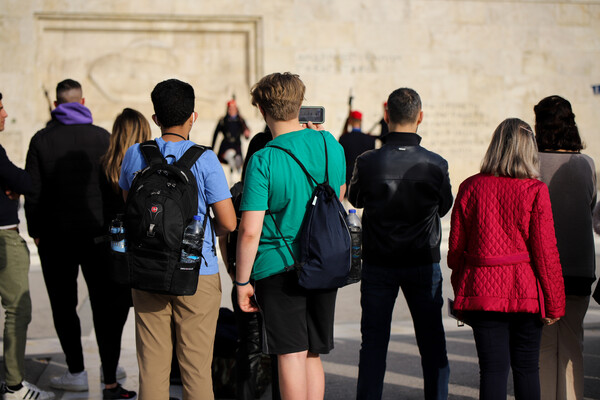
[53,101,58,108]
[191,112,197,124]
[258,105,266,119]
[416,110,423,125]
[383,109,390,124]
[152,114,161,127]
[80,98,85,105]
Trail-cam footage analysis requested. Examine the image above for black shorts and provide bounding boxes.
[254,270,337,355]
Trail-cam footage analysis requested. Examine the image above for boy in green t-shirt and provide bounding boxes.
[235,72,346,399]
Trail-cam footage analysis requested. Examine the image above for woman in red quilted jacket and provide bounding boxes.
[448,118,566,400]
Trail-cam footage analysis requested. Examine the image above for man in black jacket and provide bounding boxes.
[25,80,135,398]
[0,93,55,399]
[348,88,453,400]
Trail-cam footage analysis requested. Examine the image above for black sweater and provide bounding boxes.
[0,144,32,226]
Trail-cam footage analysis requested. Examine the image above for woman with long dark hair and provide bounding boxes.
[534,95,596,400]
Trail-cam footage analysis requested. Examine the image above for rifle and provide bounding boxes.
[341,89,353,137]
[42,85,53,117]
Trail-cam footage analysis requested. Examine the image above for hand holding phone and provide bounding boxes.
[304,121,324,131]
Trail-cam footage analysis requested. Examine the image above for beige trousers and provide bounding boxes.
[133,273,222,400]
[540,295,590,400]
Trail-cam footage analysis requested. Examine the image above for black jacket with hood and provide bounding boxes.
[25,102,109,238]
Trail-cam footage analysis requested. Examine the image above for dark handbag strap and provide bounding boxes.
[207,211,217,258]
[266,131,330,271]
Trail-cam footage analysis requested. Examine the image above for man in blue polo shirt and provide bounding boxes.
[119,79,236,399]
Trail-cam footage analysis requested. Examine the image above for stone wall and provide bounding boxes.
[1,0,599,189]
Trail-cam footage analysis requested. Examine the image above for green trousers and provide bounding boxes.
[0,229,32,386]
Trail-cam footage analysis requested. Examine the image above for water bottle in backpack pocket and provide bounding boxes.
[110,214,127,253]
[108,214,131,286]
[345,209,362,285]
[181,215,205,263]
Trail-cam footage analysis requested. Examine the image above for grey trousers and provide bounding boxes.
[540,295,590,400]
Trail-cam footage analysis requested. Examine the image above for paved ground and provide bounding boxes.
[2,211,600,399]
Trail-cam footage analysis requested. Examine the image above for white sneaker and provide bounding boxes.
[100,365,127,383]
[2,381,55,400]
[49,370,88,392]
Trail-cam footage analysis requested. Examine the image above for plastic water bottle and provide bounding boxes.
[110,214,127,253]
[346,209,362,284]
[180,215,204,263]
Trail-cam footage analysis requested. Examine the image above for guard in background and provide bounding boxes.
[339,110,376,190]
[212,99,250,177]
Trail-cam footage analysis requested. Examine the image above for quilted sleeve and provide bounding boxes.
[529,184,566,319]
[448,184,467,292]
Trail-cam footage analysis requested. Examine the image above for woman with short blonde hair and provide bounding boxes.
[448,118,565,400]
[480,118,539,179]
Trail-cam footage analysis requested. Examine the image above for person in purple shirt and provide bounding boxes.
[25,80,135,399]
[0,92,55,399]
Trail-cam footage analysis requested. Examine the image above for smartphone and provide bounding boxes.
[299,106,325,124]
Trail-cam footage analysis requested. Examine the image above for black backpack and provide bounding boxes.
[119,140,208,295]
[269,133,351,290]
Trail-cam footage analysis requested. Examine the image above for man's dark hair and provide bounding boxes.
[0,92,3,101]
[151,79,195,128]
[387,88,421,126]
[56,79,82,104]
[534,95,584,152]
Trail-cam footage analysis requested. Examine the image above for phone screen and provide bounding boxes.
[299,106,325,124]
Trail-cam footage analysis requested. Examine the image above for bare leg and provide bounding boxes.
[306,352,324,400]
[278,351,308,400]
[277,351,325,400]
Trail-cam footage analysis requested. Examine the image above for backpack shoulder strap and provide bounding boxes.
[140,140,166,166]
[269,131,330,185]
[266,209,302,272]
[269,145,318,186]
[320,132,329,185]
[175,145,207,170]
